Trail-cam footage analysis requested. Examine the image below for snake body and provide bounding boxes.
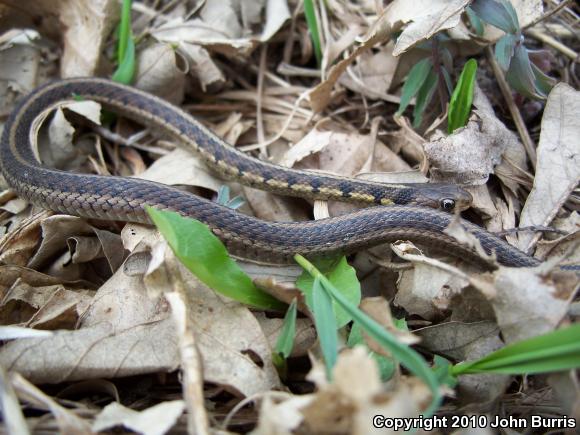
[0,78,539,267]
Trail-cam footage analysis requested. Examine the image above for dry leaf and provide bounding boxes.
[425,118,505,185]
[242,187,310,223]
[0,368,29,435]
[388,0,471,56]
[253,394,312,435]
[471,267,572,343]
[279,129,334,168]
[339,44,399,101]
[415,321,500,360]
[92,400,185,435]
[59,0,118,76]
[360,297,419,358]
[0,281,92,329]
[517,84,580,252]
[0,265,92,292]
[11,373,93,433]
[2,0,119,77]
[394,265,469,319]
[535,213,580,265]
[0,30,40,114]
[38,101,100,171]
[178,42,225,91]
[0,211,49,267]
[547,372,580,421]
[140,236,282,396]
[27,215,123,274]
[134,43,186,104]
[137,148,222,193]
[151,0,290,56]
[455,334,510,404]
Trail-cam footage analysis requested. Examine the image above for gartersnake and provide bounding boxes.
[0,78,539,267]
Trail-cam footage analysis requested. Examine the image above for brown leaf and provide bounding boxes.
[92,400,185,435]
[518,84,580,252]
[134,43,186,104]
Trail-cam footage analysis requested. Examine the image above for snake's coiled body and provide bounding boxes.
[0,78,539,267]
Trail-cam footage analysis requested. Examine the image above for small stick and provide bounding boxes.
[486,47,537,169]
[525,29,578,61]
[493,226,568,237]
[522,0,575,30]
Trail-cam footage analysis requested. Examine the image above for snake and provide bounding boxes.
[0,78,539,267]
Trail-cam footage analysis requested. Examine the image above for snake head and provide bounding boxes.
[415,185,473,212]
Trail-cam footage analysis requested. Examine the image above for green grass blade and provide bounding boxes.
[447,58,477,133]
[397,58,432,116]
[312,276,339,379]
[275,299,298,359]
[412,68,438,128]
[294,255,442,416]
[117,0,132,63]
[112,0,135,84]
[452,324,580,375]
[112,36,135,85]
[303,0,322,66]
[272,299,298,375]
[147,207,285,311]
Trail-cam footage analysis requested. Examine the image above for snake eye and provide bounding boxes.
[440,198,455,211]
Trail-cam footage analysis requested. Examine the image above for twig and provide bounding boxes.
[256,44,268,158]
[493,226,568,237]
[522,0,575,30]
[486,46,537,169]
[525,28,578,61]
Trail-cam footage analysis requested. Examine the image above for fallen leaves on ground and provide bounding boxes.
[0,0,578,433]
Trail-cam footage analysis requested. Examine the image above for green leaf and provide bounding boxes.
[412,68,438,128]
[216,186,245,210]
[452,324,580,375]
[466,6,484,36]
[432,355,458,388]
[275,299,298,359]
[397,58,433,116]
[112,0,135,84]
[146,207,285,311]
[347,322,396,381]
[441,66,453,95]
[112,36,136,85]
[530,62,556,97]
[312,277,338,379]
[470,0,519,33]
[273,299,298,375]
[495,33,519,71]
[294,255,442,416]
[505,43,547,99]
[297,256,361,328]
[303,0,322,67]
[448,59,478,133]
[117,0,132,62]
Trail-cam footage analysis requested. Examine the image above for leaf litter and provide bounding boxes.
[0,0,578,433]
